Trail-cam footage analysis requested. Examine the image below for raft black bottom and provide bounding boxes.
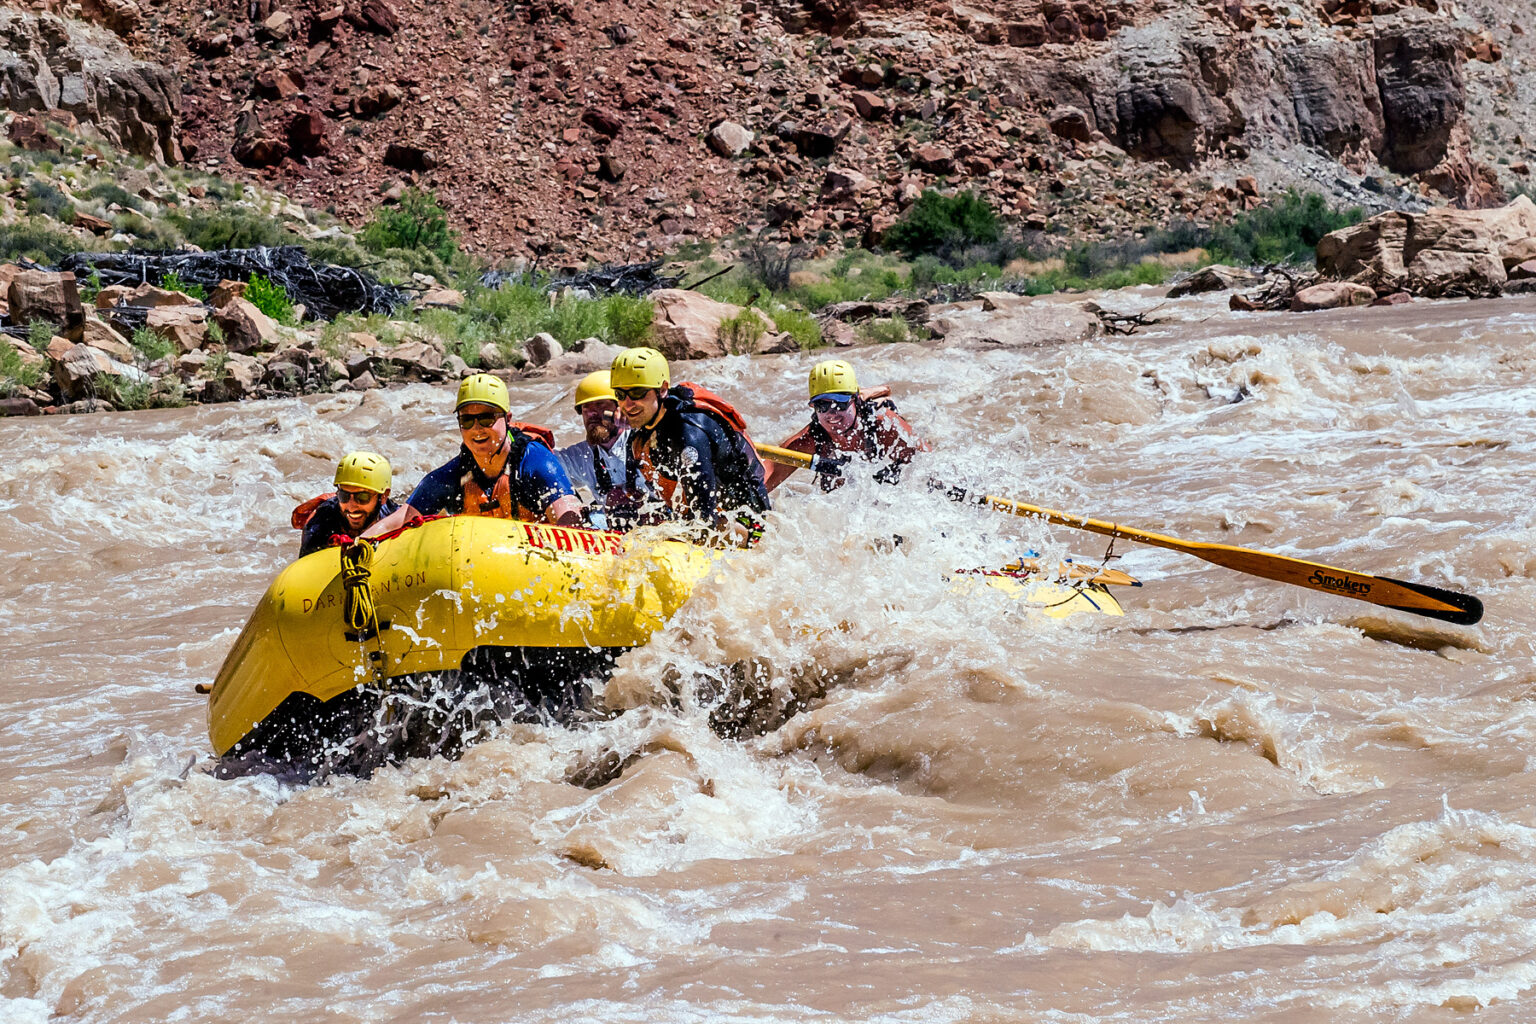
[215,645,625,781]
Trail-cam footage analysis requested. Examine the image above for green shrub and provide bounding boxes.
[718,309,767,354]
[27,320,57,351]
[0,222,83,262]
[1206,190,1365,265]
[80,182,144,211]
[602,295,654,347]
[96,373,186,410]
[362,189,456,263]
[767,306,822,349]
[0,344,45,395]
[158,271,206,301]
[132,326,174,362]
[246,273,297,324]
[170,208,289,250]
[885,190,1000,259]
[858,316,913,345]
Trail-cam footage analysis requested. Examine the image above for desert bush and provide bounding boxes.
[0,222,83,262]
[718,309,767,354]
[362,189,456,262]
[246,273,297,324]
[858,316,913,345]
[0,345,45,395]
[766,306,821,349]
[80,182,144,211]
[885,190,1000,259]
[24,180,74,223]
[1206,190,1365,265]
[170,208,290,250]
[158,271,206,300]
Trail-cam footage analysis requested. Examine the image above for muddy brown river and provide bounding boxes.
[1,291,1533,1023]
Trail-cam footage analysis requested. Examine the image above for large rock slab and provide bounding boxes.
[1315,211,1412,293]
[1317,197,1536,298]
[212,298,281,353]
[648,289,777,360]
[1291,281,1377,311]
[8,269,82,328]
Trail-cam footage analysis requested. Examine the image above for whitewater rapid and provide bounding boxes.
[1,291,1533,1022]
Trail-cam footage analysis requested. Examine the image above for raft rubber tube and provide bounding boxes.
[207,516,1125,757]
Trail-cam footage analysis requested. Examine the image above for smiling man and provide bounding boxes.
[296,451,400,557]
[609,347,768,537]
[364,374,583,537]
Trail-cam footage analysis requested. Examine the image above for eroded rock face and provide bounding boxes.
[0,9,180,164]
[1374,25,1463,175]
[1282,40,1384,160]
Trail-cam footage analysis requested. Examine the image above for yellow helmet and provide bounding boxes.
[808,359,858,400]
[610,347,670,390]
[573,370,616,408]
[456,372,510,413]
[334,451,391,494]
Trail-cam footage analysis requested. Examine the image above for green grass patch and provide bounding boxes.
[158,271,206,301]
[24,179,74,223]
[0,344,45,395]
[80,182,144,211]
[765,306,821,349]
[717,309,767,354]
[169,208,289,250]
[132,326,174,362]
[27,320,57,351]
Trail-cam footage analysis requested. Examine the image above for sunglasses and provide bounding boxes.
[613,386,655,401]
[337,489,376,505]
[457,411,503,429]
[810,395,853,413]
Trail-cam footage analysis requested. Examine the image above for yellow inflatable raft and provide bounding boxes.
[208,516,1132,774]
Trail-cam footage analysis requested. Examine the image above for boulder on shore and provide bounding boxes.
[1316,197,1536,298]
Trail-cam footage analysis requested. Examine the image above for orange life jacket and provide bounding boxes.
[292,492,335,529]
[460,422,557,519]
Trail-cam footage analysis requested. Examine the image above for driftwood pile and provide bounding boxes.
[57,246,407,321]
[480,259,684,296]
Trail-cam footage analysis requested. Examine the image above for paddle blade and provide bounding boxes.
[1377,577,1484,626]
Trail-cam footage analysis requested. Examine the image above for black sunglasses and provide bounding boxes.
[613,386,655,401]
[810,395,852,413]
[337,489,376,505]
[457,411,502,429]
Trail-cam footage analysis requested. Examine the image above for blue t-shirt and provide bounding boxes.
[408,441,575,519]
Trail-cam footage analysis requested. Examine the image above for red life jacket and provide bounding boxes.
[292,491,335,529]
[633,382,765,510]
[460,422,557,519]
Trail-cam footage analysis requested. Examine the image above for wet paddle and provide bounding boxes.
[752,442,1484,626]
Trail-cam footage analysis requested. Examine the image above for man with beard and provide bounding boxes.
[556,370,643,530]
[764,359,927,493]
[294,451,399,556]
[364,373,583,535]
